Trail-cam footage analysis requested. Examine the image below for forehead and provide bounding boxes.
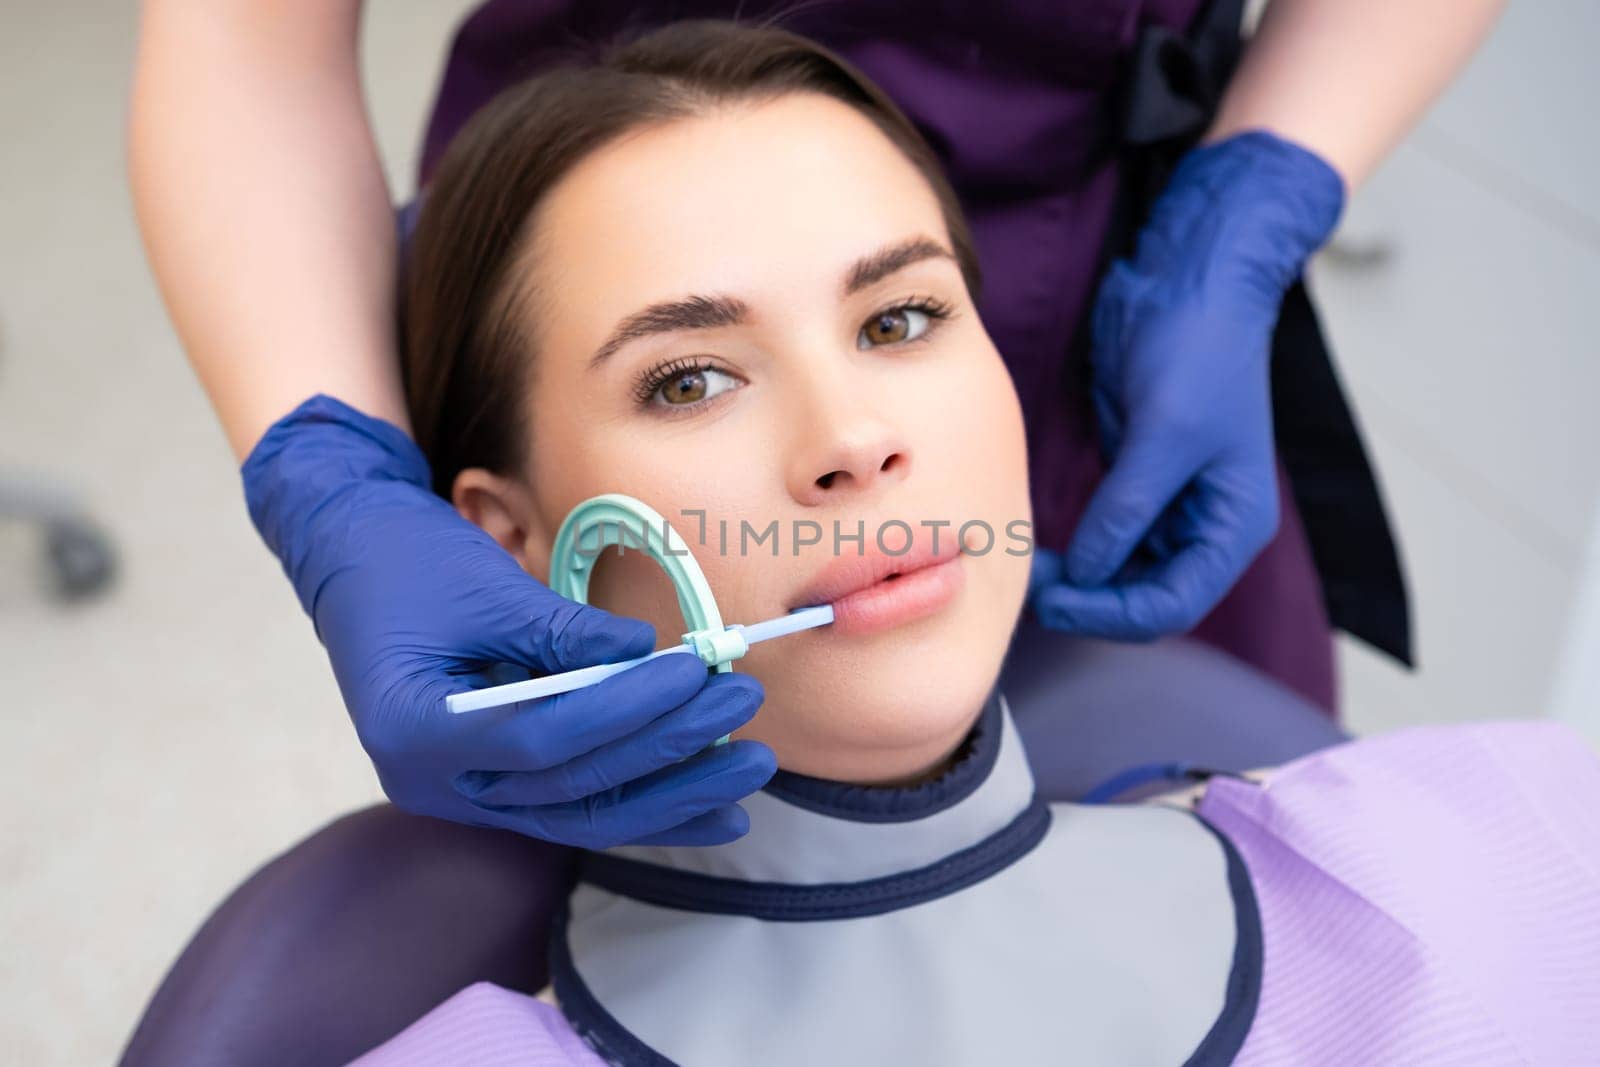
[524,92,950,307]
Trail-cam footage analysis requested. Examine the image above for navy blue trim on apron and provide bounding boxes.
[579,797,1052,921]
[1181,812,1263,1066]
[550,902,681,1067]
[759,687,1005,823]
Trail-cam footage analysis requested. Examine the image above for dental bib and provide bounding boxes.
[550,690,1260,1067]
[360,705,1600,1067]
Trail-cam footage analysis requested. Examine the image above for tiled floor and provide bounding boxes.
[0,3,1593,1064]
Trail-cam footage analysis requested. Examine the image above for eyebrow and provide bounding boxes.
[586,235,956,368]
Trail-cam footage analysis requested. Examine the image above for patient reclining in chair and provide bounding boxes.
[355,20,1600,1066]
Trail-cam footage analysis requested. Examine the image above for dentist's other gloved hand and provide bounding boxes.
[1032,130,1345,640]
[242,394,776,849]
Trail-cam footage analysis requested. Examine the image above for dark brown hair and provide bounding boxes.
[403,18,982,498]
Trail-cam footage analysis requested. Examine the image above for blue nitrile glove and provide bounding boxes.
[242,394,777,848]
[1032,130,1345,639]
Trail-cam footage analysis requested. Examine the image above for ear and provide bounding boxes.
[451,467,553,576]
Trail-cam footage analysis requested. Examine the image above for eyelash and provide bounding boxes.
[629,295,957,409]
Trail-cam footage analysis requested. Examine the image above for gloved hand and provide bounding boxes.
[1032,130,1345,640]
[243,394,776,848]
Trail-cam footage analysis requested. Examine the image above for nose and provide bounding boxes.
[786,398,911,507]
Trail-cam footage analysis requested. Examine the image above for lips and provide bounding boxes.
[786,525,967,636]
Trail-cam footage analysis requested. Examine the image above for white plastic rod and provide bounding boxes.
[445,605,834,714]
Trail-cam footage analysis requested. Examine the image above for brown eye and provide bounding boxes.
[857,306,933,350]
[645,364,740,409]
[662,370,707,404]
[865,310,908,345]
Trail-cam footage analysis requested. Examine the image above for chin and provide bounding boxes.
[731,554,1026,781]
[746,653,998,783]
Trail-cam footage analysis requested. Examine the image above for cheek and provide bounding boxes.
[526,403,778,640]
[588,551,688,648]
[911,347,1030,516]
[969,357,1033,592]
[911,346,1033,626]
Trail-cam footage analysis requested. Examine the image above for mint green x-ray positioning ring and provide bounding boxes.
[444,493,832,717]
[547,493,749,674]
[547,494,748,746]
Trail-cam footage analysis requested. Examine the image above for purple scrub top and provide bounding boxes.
[415,0,1340,713]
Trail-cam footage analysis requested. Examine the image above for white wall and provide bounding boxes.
[1314,0,1600,732]
[1552,505,1600,740]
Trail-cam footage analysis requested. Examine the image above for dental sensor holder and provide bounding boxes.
[444,494,833,724]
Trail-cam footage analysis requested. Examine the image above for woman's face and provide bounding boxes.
[456,92,1032,783]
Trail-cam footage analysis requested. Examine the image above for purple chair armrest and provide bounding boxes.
[119,807,575,1067]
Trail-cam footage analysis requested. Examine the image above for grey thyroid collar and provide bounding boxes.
[551,688,1262,1067]
[583,686,1046,912]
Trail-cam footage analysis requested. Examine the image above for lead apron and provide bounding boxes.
[551,692,1263,1066]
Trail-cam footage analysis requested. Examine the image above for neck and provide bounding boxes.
[775,705,987,787]
[838,718,981,789]
[873,748,966,788]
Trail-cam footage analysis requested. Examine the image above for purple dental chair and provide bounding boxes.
[118,619,1348,1067]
